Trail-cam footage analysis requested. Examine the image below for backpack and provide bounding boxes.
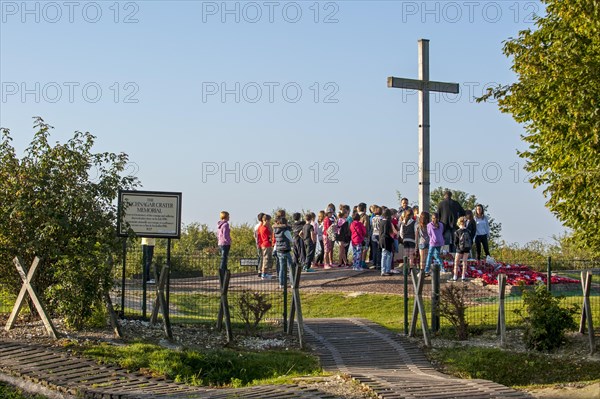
[326,223,338,241]
[458,229,472,251]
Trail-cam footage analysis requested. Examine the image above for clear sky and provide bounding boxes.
[0,0,565,244]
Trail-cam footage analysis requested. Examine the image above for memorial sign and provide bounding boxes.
[117,190,182,238]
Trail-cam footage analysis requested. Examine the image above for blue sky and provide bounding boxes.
[0,0,564,244]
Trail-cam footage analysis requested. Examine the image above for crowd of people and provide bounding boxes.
[216,191,492,286]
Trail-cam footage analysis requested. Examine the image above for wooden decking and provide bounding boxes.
[304,318,531,399]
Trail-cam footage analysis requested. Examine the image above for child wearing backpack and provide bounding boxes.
[358,203,370,269]
[370,206,382,269]
[273,217,293,288]
[302,213,316,272]
[336,211,351,267]
[350,212,366,271]
[452,216,472,282]
[291,212,306,270]
[399,209,417,272]
[323,206,336,269]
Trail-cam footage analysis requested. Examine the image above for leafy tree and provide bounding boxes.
[0,117,139,329]
[430,187,502,247]
[429,188,475,213]
[229,224,257,257]
[173,223,218,255]
[494,233,599,270]
[479,0,600,251]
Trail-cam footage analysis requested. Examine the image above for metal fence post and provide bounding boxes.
[120,239,126,318]
[547,256,552,292]
[403,256,409,335]
[283,260,288,333]
[431,262,440,332]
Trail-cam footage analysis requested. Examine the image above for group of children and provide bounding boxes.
[216,198,493,286]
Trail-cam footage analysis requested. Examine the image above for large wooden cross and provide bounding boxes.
[388,39,459,213]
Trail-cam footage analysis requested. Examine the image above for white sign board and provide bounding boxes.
[117,190,182,238]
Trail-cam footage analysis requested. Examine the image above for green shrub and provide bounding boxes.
[438,284,469,340]
[515,284,579,351]
[234,290,273,334]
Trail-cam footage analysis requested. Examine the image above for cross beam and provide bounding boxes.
[388,39,459,213]
[387,77,458,94]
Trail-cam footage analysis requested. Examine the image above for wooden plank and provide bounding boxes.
[580,271,595,354]
[5,257,40,331]
[497,274,507,347]
[220,270,233,343]
[409,268,430,347]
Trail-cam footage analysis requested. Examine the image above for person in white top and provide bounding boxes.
[473,204,491,261]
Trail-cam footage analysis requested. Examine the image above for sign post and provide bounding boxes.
[117,190,182,337]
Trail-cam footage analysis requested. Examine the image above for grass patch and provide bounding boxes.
[428,346,600,387]
[0,382,48,399]
[80,342,321,387]
[300,292,404,331]
[299,292,599,333]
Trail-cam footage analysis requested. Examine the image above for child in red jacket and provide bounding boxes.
[350,212,366,271]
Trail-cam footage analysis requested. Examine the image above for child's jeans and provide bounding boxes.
[277,251,293,287]
[219,245,230,272]
[381,249,393,274]
[425,246,443,273]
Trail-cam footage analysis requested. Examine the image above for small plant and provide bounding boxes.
[438,284,469,340]
[234,290,272,334]
[514,284,579,351]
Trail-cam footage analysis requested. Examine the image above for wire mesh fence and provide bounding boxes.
[403,256,600,337]
[1,249,598,339]
[110,249,285,330]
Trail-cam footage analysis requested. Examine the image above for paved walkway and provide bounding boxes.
[0,318,531,399]
[304,318,531,399]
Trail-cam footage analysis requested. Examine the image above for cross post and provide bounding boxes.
[388,39,459,213]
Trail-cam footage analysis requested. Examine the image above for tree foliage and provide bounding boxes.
[480,0,600,251]
[0,117,139,329]
[430,187,502,247]
[173,223,218,255]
